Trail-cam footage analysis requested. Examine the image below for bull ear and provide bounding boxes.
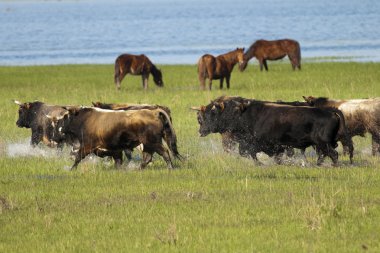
[236,101,249,114]
[92,101,101,107]
[219,102,224,112]
[200,105,206,112]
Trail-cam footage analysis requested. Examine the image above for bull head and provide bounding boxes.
[92,101,102,107]
[13,100,31,109]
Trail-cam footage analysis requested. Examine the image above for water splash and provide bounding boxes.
[6,139,59,158]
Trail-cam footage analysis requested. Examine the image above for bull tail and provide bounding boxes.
[158,109,183,160]
[334,109,354,164]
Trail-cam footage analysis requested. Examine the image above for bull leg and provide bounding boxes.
[71,149,87,170]
[154,144,173,169]
[226,75,231,89]
[140,152,153,169]
[219,77,224,89]
[112,151,123,169]
[273,153,283,165]
[263,59,268,71]
[285,147,295,157]
[316,146,325,166]
[30,129,43,146]
[340,137,354,164]
[327,145,339,166]
[221,132,236,153]
[371,133,380,156]
[124,149,133,164]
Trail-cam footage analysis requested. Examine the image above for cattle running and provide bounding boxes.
[49,106,180,170]
[195,96,352,166]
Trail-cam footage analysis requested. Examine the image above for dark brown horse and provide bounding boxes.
[114,54,163,90]
[197,48,244,90]
[239,39,301,71]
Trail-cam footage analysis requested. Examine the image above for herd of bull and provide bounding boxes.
[14,95,380,169]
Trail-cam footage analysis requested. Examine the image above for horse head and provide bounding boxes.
[151,66,164,87]
[236,48,245,68]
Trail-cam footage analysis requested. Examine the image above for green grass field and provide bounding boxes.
[1,62,380,252]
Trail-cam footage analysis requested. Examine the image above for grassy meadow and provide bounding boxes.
[1,61,380,252]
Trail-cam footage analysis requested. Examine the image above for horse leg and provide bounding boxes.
[226,75,231,89]
[198,73,206,90]
[258,58,264,71]
[288,55,297,70]
[142,74,149,89]
[207,68,213,90]
[219,77,224,89]
[115,71,127,90]
[263,60,268,71]
[371,132,380,156]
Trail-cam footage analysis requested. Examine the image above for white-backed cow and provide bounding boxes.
[303,96,380,156]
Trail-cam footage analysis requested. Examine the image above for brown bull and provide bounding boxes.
[91,101,181,160]
[50,107,180,170]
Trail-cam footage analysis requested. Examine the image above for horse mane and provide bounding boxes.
[243,41,258,60]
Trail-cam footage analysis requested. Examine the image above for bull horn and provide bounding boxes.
[13,99,22,105]
[190,106,201,111]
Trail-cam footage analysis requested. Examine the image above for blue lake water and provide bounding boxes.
[1,0,380,65]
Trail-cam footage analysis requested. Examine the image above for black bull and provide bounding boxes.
[49,107,180,170]
[196,99,353,165]
[14,100,68,147]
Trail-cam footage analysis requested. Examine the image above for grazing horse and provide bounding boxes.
[197,48,244,90]
[114,54,163,90]
[239,39,301,71]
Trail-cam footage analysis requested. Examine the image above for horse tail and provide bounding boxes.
[158,109,183,160]
[114,57,122,88]
[197,56,206,79]
[295,41,301,70]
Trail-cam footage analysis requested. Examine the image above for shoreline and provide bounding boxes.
[0,57,379,67]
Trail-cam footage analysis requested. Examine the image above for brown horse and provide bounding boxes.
[239,39,301,71]
[114,54,163,90]
[197,48,244,90]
